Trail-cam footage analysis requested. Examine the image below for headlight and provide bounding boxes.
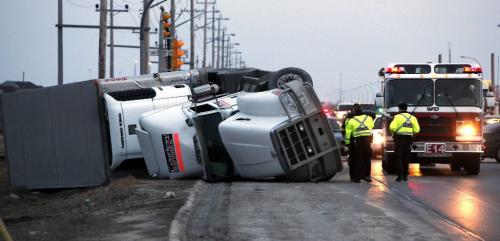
[486,118,500,124]
[456,120,481,141]
[372,132,385,145]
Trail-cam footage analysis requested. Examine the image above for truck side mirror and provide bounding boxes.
[378,68,385,77]
[485,92,495,108]
[375,92,383,107]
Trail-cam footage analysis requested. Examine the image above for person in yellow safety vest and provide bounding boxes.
[342,106,356,171]
[345,104,374,183]
[389,102,420,182]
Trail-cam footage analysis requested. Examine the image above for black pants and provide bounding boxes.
[350,136,372,181]
[394,135,413,177]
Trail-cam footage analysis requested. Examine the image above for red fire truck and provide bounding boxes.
[376,63,495,175]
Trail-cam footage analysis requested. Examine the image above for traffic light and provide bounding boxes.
[162,12,171,38]
[172,39,185,70]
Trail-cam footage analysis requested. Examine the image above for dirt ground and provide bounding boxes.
[0,158,196,241]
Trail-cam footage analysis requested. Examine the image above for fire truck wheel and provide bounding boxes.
[462,156,480,175]
[450,162,462,172]
[268,67,313,89]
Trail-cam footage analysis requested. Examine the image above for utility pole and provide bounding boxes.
[169,0,176,71]
[216,17,221,68]
[198,0,215,67]
[144,0,151,74]
[57,2,129,80]
[492,53,496,96]
[109,0,114,77]
[57,0,63,84]
[190,0,195,69]
[98,0,107,78]
[214,15,228,68]
[140,0,154,75]
[211,4,216,66]
[220,31,225,68]
[158,6,166,72]
[225,36,230,68]
[202,0,207,67]
[95,2,128,77]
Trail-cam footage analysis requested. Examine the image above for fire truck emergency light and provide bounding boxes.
[385,67,405,74]
[463,66,482,74]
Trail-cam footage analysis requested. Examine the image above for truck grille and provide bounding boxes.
[277,120,316,168]
[415,116,455,141]
[419,117,453,133]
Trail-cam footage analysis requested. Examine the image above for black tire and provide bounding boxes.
[382,152,397,174]
[462,156,480,175]
[450,162,462,172]
[496,148,500,163]
[267,67,313,89]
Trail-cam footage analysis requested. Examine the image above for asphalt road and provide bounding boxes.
[183,158,500,241]
[374,158,500,241]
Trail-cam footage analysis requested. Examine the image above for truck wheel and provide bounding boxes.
[462,156,480,175]
[382,152,397,174]
[450,162,462,172]
[496,148,500,163]
[268,67,313,89]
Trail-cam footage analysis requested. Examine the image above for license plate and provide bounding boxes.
[425,143,446,155]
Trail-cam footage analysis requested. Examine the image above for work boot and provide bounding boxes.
[396,176,402,182]
[362,176,372,182]
[351,179,361,183]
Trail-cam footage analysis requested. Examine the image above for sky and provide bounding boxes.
[1,0,500,103]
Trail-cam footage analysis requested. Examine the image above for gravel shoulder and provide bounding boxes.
[0,159,196,241]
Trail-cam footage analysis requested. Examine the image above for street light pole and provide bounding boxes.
[460,55,481,66]
[57,0,63,85]
[190,0,195,69]
[140,0,155,75]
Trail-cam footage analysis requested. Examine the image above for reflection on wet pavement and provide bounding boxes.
[370,158,500,240]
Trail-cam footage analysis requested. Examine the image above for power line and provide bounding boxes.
[65,0,93,8]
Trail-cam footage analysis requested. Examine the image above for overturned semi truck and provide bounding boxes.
[136,78,343,182]
[100,67,342,181]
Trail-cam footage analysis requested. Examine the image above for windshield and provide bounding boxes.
[435,79,481,107]
[360,104,376,112]
[385,79,434,108]
[337,104,353,111]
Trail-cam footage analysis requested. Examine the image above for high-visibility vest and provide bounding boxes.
[390,112,420,136]
[345,114,374,144]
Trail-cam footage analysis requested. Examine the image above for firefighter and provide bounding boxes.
[345,104,374,183]
[342,106,356,180]
[389,102,420,182]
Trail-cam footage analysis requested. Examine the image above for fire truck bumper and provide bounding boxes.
[385,142,483,156]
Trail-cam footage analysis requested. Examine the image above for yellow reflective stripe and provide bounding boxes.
[353,130,372,137]
[396,132,414,135]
